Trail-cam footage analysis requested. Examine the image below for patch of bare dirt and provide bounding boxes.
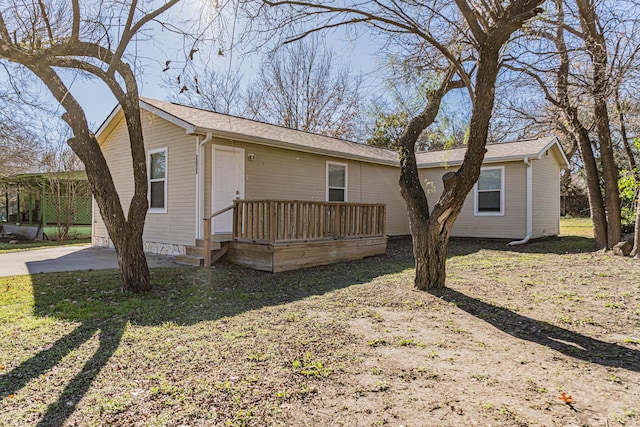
[2,237,639,426]
[283,245,640,426]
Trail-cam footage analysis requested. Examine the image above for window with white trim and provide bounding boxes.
[327,162,347,202]
[474,166,504,215]
[148,148,167,212]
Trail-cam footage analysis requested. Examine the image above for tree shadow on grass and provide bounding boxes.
[447,235,596,258]
[0,245,414,426]
[435,288,640,372]
[0,308,127,426]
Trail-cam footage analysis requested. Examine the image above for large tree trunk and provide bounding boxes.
[113,228,150,289]
[413,222,452,288]
[551,0,608,249]
[26,62,151,292]
[577,0,622,247]
[398,1,544,290]
[397,68,461,291]
[567,112,609,248]
[400,43,503,291]
[593,98,621,247]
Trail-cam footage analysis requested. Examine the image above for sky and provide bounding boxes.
[9,1,469,147]
[50,9,385,132]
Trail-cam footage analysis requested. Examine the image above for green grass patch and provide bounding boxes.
[1,234,637,426]
[560,217,593,238]
[0,238,91,254]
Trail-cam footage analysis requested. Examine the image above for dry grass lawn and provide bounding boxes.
[1,221,639,426]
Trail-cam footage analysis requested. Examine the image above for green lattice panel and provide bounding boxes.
[43,195,92,225]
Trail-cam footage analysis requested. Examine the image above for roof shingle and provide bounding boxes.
[139,98,566,168]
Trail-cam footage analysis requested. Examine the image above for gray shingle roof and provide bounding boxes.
[414,136,563,167]
[141,98,399,164]
[139,98,567,168]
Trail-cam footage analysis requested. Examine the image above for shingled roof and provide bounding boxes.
[98,98,568,169]
[414,136,568,167]
[140,98,399,165]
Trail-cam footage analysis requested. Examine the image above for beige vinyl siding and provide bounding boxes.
[95,107,565,251]
[93,111,197,248]
[417,162,527,239]
[201,139,408,234]
[532,152,561,238]
[203,139,329,216]
[359,163,409,235]
[92,114,133,241]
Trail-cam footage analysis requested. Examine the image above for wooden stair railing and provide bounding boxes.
[203,205,234,267]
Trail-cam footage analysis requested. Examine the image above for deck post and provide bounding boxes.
[333,204,340,239]
[269,201,276,244]
[204,217,212,267]
[232,200,239,240]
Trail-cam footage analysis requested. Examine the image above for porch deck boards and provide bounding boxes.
[199,199,387,272]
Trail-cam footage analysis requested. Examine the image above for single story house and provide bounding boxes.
[93,98,569,271]
[1,171,92,240]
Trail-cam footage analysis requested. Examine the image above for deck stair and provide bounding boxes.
[175,234,232,267]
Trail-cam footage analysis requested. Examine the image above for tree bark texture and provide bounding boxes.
[551,0,608,249]
[399,1,544,290]
[565,110,609,249]
[398,70,456,290]
[22,58,151,292]
[576,0,622,247]
[615,89,637,173]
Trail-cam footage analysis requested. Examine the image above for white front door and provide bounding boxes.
[212,146,245,234]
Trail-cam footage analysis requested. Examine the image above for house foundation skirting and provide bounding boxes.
[93,236,185,256]
[227,236,388,273]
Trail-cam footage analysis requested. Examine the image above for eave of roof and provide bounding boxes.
[97,98,568,170]
[415,136,569,169]
[139,98,400,166]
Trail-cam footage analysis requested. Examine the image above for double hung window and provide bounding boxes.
[474,166,504,215]
[327,162,347,202]
[148,148,167,212]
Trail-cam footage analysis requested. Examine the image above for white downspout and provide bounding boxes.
[508,157,533,246]
[195,132,213,239]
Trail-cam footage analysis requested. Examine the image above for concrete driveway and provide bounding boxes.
[0,245,181,277]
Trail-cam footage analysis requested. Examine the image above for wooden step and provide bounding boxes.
[175,254,204,267]
[195,234,232,247]
[186,246,205,257]
[193,241,222,251]
[210,242,229,264]
[176,242,229,267]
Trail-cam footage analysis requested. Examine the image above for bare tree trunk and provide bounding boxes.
[568,112,609,248]
[27,63,151,292]
[399,1,544,290]
[615,88,637,172]
[577,0,622,247]
[552,0,608,248]
[594,101,622,246]
[112,225,150,289]
[413,223,452,288]
[0,1,183,292]
[397,67,462,290]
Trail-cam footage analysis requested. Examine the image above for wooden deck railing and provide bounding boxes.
[231,199,386,244]
[203,204,234,267]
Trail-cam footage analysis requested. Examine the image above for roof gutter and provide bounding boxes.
[508,157,533,246]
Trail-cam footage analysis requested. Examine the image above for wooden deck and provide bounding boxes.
[202,200,387,272]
